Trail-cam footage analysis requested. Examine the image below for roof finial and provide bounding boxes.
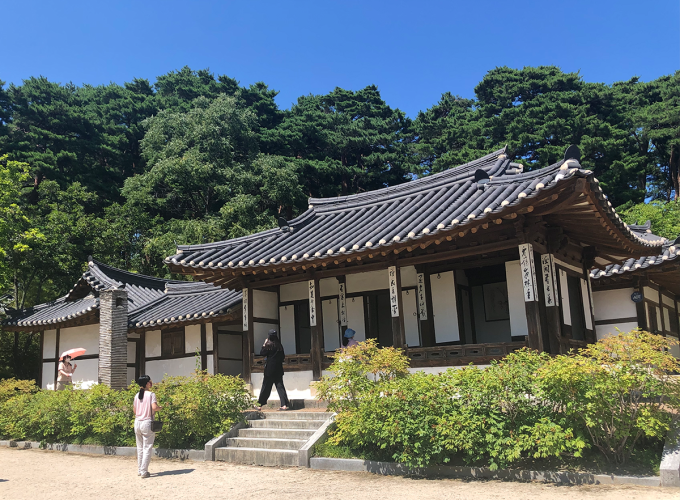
[563,145,581,162]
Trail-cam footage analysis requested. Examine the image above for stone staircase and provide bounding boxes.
[214,411,329,466]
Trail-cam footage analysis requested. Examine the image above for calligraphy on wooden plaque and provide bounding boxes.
[417,273,428,320]
[339,283,348,326]
[518,243,538,302]
[308,280,317,327]
[540,254,559,307]
[388,266,399,317]
[242,288,249,331]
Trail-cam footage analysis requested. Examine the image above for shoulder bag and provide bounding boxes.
[151,412,164,432]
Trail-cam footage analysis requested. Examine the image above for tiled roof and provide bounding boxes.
[3,260,240,330]
[166,148,662,277]
[591,226,679,279]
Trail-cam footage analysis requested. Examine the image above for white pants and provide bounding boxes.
[134,420,155,475]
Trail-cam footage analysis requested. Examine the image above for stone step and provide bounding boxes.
[237,428,316,440]
[260,411,329,421]
[249,419,327,429]
[215,446,299,466]
[225,437,307,450]
[259,399,328,410]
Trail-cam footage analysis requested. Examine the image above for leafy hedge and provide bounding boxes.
[317,331,680,470]
[0,371,252,449]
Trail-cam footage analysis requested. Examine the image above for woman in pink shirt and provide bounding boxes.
[133,375,162,478]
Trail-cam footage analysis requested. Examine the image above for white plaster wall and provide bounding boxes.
[217,333,242,359]
[251,370,331,400]
[644,286,659,302]
[185,324,201,354]
[595,322,639,340]
[670,342,680,359]
[662,294,675,308]
[43,330,57,359]
[580,279,593,330]
[322,298,341,352]
[505,261,529,337]
[279,305,296,354]
[145,330,161,358]
[554,258,583,274]
[127,367,136,385]
[402,289,420,347]
[146,358,196,383]
[60,324,99,356]
[559,269,572,325]
[593,288,637,321]
[400,266,417,288]
[347,270,389,293]
[127,341,136,364]
[206,354,215,375]
[280,281,308,302]
[320,278,339,297]
[430,271,460,343]
[42,362,55,390]
[206,323,214,351]
[346,296,366,341]
[71,358,98,389]
[253,322,274,354]
[656,306,663,332]
[254,290,278,319]
[664,308,672,332]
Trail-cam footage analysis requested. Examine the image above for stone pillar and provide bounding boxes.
[99,287,129,389]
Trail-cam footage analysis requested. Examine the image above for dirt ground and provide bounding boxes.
[0,447,677,500]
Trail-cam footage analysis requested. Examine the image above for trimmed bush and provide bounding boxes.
[318,330,680,470]
[0,371,252,449]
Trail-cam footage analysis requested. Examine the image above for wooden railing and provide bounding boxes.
[252,353,312,372]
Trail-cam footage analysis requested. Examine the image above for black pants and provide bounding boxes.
[258,375,290,407]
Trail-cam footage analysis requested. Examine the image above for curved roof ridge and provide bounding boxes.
[89,259,184,287]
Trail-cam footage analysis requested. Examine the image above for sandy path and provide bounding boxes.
[0,447,675,500]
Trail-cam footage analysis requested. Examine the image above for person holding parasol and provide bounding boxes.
[56,348,86,390]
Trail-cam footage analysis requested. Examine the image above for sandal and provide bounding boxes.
[277,406,289,411]
[253,404,262,411]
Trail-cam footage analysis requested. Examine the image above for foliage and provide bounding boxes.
[0,372,252,449]
[538,330,680,464]
[618,200,680,240]
[315,338,410,413]
[319,332,678,470]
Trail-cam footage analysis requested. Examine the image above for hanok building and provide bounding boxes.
[591,224,680,355]
[2,259,241,389]
[165,147,662,399]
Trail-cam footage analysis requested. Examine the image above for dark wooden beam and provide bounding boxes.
[200,323,207,371]
[310,277,324,381]
[242,288,253,385]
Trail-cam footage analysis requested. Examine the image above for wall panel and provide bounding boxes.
[60,324,99,356]
[402,289,420,347]
[185,324,201,354]
[346,296,366,341]
[430,271,460,343]
[43,330,57,359]
[322,298,340,352]
[278,305,296,354]
[505,261,529,337]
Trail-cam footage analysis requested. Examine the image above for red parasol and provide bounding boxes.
[60,348,86,360]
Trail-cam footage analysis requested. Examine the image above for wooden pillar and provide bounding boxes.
[38,331,44,388]
[54,328,60,388]
[212,324,219,375]
[633,277,648,330]
[139,331,146,377]
[540,254,563,354]
[242,287,253,385]
[518,243,544,352]
[309,277,324,381]
[388,265,406,349]
[200,323,207,371]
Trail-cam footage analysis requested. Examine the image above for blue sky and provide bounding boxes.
[4,0,678,117]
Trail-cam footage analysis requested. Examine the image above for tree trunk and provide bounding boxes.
[670,145,680,201]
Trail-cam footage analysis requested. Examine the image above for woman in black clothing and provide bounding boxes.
[255,329,291,411]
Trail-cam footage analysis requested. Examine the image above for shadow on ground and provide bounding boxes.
[153,469,194,477]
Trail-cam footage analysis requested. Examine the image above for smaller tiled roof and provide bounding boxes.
[127,281,241,330]
[591,224,679,279]
[3,260,241,330]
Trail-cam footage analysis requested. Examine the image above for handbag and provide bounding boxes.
[151,412,164,432]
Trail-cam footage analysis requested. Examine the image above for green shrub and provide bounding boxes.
[322,347,586,469]
[0,371,252,449]
[538,329,680,464]
[0,378,39,404]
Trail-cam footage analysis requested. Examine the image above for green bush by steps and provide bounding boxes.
[0,371,252,449]
[316,331,680,470]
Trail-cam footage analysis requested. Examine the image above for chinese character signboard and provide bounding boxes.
[518,243,538,302]
[339,283,348,326]
[388,266,399,318]
[242,288,249,331]
[308,280,317,327]
[540,254,559,307]
[417,273,428,320]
